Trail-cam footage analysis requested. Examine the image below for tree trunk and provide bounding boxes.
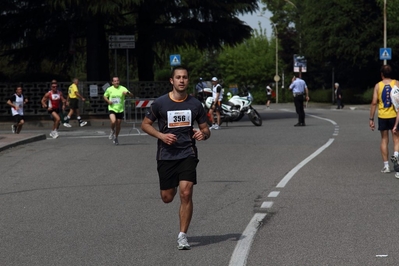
[86,14,109,81]
[136,6,155,81]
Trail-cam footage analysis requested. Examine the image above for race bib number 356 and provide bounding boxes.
[167,110,192,128]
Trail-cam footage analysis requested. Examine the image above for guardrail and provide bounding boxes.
[124,98,155,135]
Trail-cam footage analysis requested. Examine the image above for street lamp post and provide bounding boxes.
[384,0,387,65]
[258,13,280,103]
[272,24,279,104]
[284,0,301,53]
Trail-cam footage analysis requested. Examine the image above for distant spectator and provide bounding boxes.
[266,83,273,108]
[335,83,344,109]
[209,77,223,129]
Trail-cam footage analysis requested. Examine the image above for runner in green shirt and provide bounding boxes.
[103,77,133,145]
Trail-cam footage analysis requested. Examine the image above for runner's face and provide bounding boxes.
[51,84,58,92]
[16,87,22,95]
[170,70,188,92]
[112,78,120,87]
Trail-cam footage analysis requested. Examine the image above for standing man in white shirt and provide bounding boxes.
[209,77,223,129]
[289,75,310,126]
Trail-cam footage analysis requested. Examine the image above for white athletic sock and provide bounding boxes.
[394,151,399,157]
[178,232,186,238]
[384,161,389,167]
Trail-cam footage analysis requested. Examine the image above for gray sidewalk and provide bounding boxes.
[0,119,111,152]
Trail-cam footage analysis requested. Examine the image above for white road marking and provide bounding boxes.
[268,191,280,197]
[260,201,273,208]
[228,213,267,266]
[229,112,338,266]
[277,138,335,188]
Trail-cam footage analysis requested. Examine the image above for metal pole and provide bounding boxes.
[114,49,117,76]
[282,70,285,103]
[332,67,335,104]
[126,49,129,90]
[276,30,279,104]
[384,0,387,65]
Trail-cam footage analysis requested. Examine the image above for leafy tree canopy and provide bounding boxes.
[0,0,259,82]
[262,0,399,91]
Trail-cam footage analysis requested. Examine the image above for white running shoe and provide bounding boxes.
[213,125,219,130]
[113,138,119,145]
[49,131,58,139]
[391,155,399,172]
[11,125,16,133]
[79,121,87,127]
[395,172,399,179]
[109,130,115,140]
[177,234,191,250]
[381,166,391,173]
[63,123,72,128]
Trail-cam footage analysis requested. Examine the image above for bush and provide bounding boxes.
[361,88,374,103]
[308,89,332,103]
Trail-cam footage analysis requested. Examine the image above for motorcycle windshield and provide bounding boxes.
[247,93,253,101]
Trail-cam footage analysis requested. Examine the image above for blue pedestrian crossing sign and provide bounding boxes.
[170,54,181,66]
[380,48,392,60]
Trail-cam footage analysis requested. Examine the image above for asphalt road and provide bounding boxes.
[1,104,397,266]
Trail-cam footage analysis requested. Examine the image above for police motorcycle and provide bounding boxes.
[204,89,262,126]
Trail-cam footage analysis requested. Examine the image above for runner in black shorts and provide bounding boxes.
[103,77,133,145]
[141,66,210,250]
[6,86,28,134]
[109,111,124,120]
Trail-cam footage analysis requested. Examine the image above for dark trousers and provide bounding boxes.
[294,94,305,123]
[337,98,344,108]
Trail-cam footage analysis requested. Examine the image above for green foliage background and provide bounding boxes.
[2,0,399,102]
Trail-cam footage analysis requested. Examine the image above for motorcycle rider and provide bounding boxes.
[209,77,223,129]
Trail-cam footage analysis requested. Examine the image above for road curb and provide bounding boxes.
[0,134,47,152]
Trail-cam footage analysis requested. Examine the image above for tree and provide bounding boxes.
[261,0,399,90]
[218,26,275,88]
[0,0,259,82]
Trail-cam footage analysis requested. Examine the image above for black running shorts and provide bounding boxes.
[157,157,199,190]
[378,117,396,131]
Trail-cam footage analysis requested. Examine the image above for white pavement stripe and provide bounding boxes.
[229,111,338,266]
[307,114,337,125]
[276,138,334,188]
[268,191,280,197]
[260,201,273,208]
[228,213,267,266]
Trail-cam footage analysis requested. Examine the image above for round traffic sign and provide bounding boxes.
[274,75,281,82]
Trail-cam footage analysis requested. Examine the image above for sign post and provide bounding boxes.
[170,54,181,67]
[380,48,392,61]
[109,35,135,90]
[293,54,307,78]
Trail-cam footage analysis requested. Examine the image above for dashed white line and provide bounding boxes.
[228,213,267,266]
[276,138,335,188]
[229,112,338,266]
[268,191,280,197]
